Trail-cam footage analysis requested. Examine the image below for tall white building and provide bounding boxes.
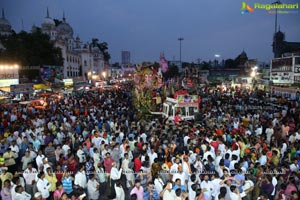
[38,8,105,79]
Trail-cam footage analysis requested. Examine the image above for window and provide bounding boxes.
[189,107,195,116]
[67,71,70,77]
[295,57,300,65]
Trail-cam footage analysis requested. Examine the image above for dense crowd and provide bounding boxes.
[0,83,299,200]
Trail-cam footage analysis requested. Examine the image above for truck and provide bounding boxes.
[150,93,200,121]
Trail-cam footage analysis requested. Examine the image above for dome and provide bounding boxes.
[0,18,10,27]
[43,17,55,26]
[57,13,73,39]
[0,9,12,33]
[57,21,73,39]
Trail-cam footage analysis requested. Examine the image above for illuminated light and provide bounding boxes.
[102,71,106,78]
[10,66,14,69]
[14,64,19,69]
[250,71,256,77]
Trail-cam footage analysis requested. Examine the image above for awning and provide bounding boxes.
[34,84,50,90]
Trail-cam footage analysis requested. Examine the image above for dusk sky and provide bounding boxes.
[2,0,300,64]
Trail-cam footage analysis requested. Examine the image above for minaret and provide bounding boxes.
[46,7,50,18]
[2,8,5,19]
[63,11,66,22]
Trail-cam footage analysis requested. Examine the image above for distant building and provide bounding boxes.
[121,51,130,65]
[36,8,105,80]
[169,60,182,72]
[273,29,300,58]
[270,53,300,85]
[0,9,12,36]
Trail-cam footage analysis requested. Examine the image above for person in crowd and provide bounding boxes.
[87,173,100,200]
[0,179,12,200]
[14,185,31,200]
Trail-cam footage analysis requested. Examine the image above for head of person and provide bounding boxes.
[130,194,138,200]
[38,171,45,179]
[135,179,141,188]
[175,188,182,197]
[15,185,24,194]
[106,152,111,158]
[175,178,181,186]
[3,179,11,188]
[60,193,68,200]
[34,192,42,200]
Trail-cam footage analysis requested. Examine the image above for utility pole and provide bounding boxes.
[178,37,184,68]
[272,0,282,58]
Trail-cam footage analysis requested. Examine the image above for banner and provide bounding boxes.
[177,95,198,107]
[40,66,63,82]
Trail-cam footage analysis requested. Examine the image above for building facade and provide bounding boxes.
[38,8,105,80]
[270,54,300,85]
[121,51,131,66]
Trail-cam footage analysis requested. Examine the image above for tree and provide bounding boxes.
[224,59,236,68]
[200,61,211,70]
[91,38,111,62]
[163,64,179,80]
[53,19,63,26]
[0,29,63,66]
[0,30,63,81]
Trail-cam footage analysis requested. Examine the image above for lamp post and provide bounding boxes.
[178,37,184,68]
[272,1,282,58]
[214,54,220,67]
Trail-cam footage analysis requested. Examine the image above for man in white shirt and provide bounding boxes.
[14,185,31,200]
[36,172,51,199]
[265,125,274,144]
[161,182,177,200]
[93,148,101,169]
[148,147,158,167]
[35,150,45,171]
[9,140,19,159]
[109,161,123,198]
[170,157,181,178]
[87,173,100,200]
[124,167,135,194]
[258,152,267,166]
[229,185,242,200]
[62,143,70,157]
[23,163,38,196]
[74,164,87,189]
[201,175,213,200]
[121,153,130,170]
[76,145,86,164]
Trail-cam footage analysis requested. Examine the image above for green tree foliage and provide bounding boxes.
[0,29,63,66]
[91,38,111,62]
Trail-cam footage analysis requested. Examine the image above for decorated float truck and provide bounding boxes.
[151,93,200,121]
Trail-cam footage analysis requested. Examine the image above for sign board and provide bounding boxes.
[40,66,63,82]
[63,79,74,87]
[0,66,19,80]
[271,72,294,84]
[10,83,34,94]
[177,95,198,107]
[0,79,19,87]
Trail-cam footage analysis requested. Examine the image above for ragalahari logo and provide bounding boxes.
[241,2,254,14]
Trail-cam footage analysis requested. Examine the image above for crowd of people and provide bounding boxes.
[0,83,299,200]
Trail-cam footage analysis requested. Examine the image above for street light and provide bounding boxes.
[214,54,221,67]
[178,37,184,67]
[102,71,107,79]
[251,66,258,77]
